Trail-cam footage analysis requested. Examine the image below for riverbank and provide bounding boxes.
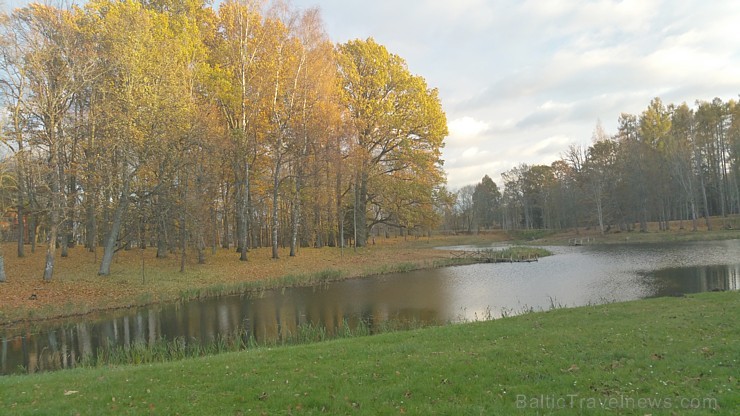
[1,220,737,327]
[1,290,737,414]
[0,235,547,327]
[507,215,740,245]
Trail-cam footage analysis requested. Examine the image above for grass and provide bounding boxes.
[1,291,737,415]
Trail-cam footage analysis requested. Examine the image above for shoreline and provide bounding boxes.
[1,227,738,329]
[0,242,547,329]
[0,256,479,331]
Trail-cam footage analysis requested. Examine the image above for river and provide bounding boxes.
[2,239,738,375]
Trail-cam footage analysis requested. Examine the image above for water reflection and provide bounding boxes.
[649,264,740,296]
[2,239,739,375]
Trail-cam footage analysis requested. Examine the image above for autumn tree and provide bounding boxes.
[639,98,673,230]
[0,10,31,258]
[10,5,90,281]
[284,8,337,255]
[582,123,618,233]
[208,0,269,261]
[0,161,14,283]
[337,38,447,246]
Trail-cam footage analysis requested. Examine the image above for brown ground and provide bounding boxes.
[0,234,488,328]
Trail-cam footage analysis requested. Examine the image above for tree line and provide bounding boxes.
[442,97,740,233]
[0,0,447,282]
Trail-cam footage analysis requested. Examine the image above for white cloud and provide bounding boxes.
[448,116,490,139]
[461,147,479,158]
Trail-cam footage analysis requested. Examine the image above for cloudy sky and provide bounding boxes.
[288,0,740,189]
[4,0,739,189]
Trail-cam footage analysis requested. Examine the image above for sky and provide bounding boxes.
[3,0,740,190]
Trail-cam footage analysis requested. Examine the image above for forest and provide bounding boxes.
[445,97,740,235]
[1,1,738,285]
[0,0,447,282]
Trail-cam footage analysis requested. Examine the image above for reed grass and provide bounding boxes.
[68,317,429,370]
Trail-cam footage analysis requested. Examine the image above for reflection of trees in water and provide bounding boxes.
[727,265,739,291]
[652,264,739,295]
[2,336,7,374]
[1,285,446,374]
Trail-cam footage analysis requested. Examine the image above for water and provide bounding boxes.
[2,239,738,375]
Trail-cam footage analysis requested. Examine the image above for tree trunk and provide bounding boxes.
[290,169,301,257]
[16,203,25,258]
[99,179,131,276]
[13,104,26,258]
[239,161,249,261]
[156,205,168,259]
[271,157,281,260]
[15,149,25,258]
[0,257,5,283]
[699,166,711,231]
[29,214,36,254]
[43,219,58,282]
[43,159,62,282]
[86,198,97,252]
[61,229,69,258]
[179,173,188,273]
[221,182,230,249]
[211,206,218,255]
[354,172,368,247]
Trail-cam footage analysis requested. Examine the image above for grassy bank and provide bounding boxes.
[510,215,740,246]
[1,291,737,415]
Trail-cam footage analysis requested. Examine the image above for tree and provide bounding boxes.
[582,123,618,234]
[455,184,475,232]
[0,161,15,283]
[209,0,268,261]
[695,98,735,227]
[472,174,500,230]
[639,97,672,230]
[666,103,699,231]
[88,0,204,275]
[286,6,337,256]
[12,5,86,281]
[0,9,30,258]
[337,38,447,246]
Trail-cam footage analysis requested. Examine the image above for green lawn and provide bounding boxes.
[1,291,738,415]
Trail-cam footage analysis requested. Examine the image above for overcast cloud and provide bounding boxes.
[286,0,739,189]
[4,0,739,189]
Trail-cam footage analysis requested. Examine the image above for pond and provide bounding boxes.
[2,239,738,375]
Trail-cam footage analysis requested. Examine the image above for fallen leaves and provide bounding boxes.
[0,239,453,327]
[562,364,580,373]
